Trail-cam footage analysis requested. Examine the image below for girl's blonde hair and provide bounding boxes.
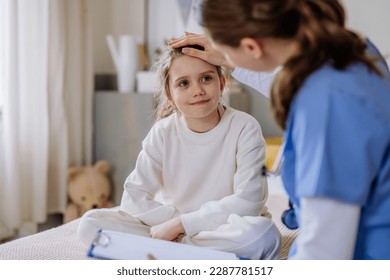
[152,45,230,121]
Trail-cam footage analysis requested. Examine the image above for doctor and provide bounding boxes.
[170,0,390,259]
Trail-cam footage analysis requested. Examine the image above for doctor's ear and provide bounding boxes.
[240,37,263,60]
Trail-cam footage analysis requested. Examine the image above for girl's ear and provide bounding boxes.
[219,75,226,92]
[240,37,263,59]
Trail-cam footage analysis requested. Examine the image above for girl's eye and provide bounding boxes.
[178,80,189,87]
[201,75,213,82]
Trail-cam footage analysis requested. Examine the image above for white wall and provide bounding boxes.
[91,0,390,72]
[89,0,201,74]
[147,0,203,66]
[89,0,145,74]
[342,0,390,65]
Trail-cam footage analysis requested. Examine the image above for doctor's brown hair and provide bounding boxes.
[195,0,380,129]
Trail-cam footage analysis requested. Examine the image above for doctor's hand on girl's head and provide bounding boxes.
[168,32,235,70]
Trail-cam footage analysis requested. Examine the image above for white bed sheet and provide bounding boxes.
[0,219,89,260]
[0,194,297,260]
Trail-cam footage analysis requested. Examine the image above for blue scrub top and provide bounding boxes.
[281,61,390,259]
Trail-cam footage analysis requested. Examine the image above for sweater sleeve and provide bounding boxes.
[119,125,179,226]
[290,197,360,259]
[181,120,268,236]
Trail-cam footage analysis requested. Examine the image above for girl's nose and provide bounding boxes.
[193,83,205,97]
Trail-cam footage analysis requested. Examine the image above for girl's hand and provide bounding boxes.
[168,32,235,70]
[149,216,185,241]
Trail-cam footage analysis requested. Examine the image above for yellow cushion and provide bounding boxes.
[265,137,283,169]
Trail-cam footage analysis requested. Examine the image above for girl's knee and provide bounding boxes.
[260,222,281,259]
[231,217,281,259]
[77,209,106,244]
[77,220,96,245]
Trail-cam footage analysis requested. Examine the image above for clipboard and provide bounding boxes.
[88,229,240,260]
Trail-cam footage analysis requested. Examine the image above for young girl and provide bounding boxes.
[171,0,390,259]
[78,45,281,260]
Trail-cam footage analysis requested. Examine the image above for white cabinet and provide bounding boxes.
[94,92,155,204]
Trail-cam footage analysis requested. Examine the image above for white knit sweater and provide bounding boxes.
[120,107,268,236]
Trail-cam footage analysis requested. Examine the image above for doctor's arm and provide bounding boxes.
[290,197,360,259]
[231,67,278,98]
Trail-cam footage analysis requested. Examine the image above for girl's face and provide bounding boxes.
[168,55,225,131]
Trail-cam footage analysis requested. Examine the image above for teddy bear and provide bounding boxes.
[63,160,115,223]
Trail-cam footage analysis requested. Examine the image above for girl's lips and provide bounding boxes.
[191,99,210,105]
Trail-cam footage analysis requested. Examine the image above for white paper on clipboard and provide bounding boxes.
[88,230,239,260]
